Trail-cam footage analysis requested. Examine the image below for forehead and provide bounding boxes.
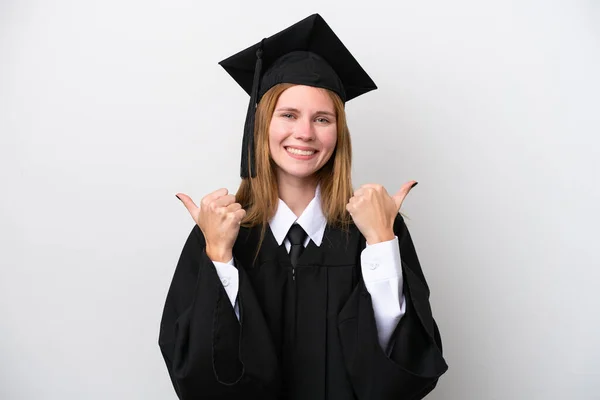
[276,85,334,110]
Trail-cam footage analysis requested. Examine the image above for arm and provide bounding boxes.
[360,237,406,352]
[158,226,279,399]
[213,258,240,320]
[338,215,448,400]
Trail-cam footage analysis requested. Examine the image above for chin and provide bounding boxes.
[279,166,320,180]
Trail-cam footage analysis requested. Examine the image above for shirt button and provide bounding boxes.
[221,277,230,287]
[369,263,379,270]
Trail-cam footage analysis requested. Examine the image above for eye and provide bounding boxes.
[315,117,331,124]
[281,113,296,119]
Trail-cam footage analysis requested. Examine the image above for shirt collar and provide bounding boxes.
[269,185,327,246]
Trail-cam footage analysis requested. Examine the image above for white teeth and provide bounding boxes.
[286,147,315,156]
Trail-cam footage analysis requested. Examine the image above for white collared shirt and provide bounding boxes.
[213,186,406,350]
[269,186,327,251]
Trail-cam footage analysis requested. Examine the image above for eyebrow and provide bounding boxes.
[275,107,336,118]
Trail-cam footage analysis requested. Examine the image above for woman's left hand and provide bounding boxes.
[346,181,418,244]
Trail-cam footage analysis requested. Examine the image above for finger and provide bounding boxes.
[356,184,387,199]
[346,202,355,214]
[346,203,358,220]
[231,208,246,223]
[225,202,242,213]
[176,193,198,216]
[392,181,418,209]
[352,195,365,206]
[201,188,229,207]
[353,187,377,198]
[354,185,375,197]
[212,194,236,209]
[359,183,385,192]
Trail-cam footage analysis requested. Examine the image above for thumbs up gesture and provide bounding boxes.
[346,181,418,244]
[176,188,246,262]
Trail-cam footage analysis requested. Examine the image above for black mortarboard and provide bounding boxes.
[219,13,377,178]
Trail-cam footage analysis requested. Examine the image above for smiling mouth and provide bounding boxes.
[285,147,317,156]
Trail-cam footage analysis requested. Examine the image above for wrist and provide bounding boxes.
[206,244,233,263]
[365,230,395,245]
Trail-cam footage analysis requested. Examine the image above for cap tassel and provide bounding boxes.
[241,42,264,178]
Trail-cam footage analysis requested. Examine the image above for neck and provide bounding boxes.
[277,173,318,217]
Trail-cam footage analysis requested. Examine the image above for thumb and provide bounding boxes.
[176,193,198,217]
[392,181,418,210]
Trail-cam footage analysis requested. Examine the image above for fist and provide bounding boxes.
[346,181,417,244]
[176,188,246,262]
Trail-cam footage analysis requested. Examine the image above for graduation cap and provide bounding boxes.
[219,13,377,178]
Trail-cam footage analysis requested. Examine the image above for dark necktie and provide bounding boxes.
[287,224,307,268]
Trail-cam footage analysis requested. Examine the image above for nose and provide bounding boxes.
[293,117,315,141]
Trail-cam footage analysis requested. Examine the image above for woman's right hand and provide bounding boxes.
[176,188,246,262]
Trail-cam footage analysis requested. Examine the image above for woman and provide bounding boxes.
[159,14,447,400]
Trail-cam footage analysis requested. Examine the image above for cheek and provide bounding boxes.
[321,128,338,153]
[267,123,279,153]
[268,120,286,146]
[268,123,291,162]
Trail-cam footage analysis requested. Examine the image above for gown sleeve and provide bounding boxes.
[337,215,448,400]
[158,225,280,399]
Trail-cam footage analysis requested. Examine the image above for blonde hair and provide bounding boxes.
[235,83,354,252]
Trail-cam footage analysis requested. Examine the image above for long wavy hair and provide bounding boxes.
[235,83,354,252]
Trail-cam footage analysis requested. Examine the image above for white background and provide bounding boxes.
[1,0,599,399]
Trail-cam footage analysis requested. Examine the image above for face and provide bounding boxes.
[268,85,338,183]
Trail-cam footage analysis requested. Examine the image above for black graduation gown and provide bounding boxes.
[159,214,448,400]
